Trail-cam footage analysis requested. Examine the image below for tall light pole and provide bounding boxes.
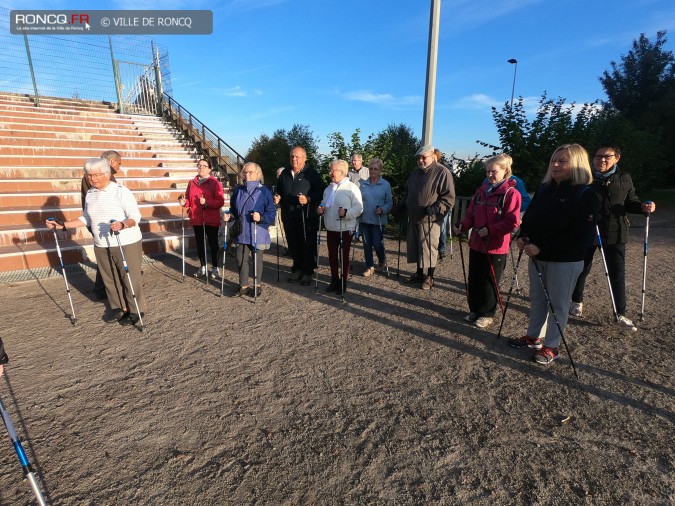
[422,0,441,145]
[508,58,518,109]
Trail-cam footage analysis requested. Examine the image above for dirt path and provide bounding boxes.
[0,211,673,505]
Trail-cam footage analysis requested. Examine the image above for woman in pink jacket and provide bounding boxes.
[179,159,225,279]
[454,154,522,329]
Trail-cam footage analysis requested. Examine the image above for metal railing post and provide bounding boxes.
[108,35,124,114]
[22,33,40,107]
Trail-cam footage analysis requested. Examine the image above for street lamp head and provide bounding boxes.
[508,58,518,64]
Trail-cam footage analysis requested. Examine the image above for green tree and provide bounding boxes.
[286,124,321,170]
[599,30,674,187]
[246,130,290,184]
[478,93,599,190]
[371,123,419,204]
[246,124,321,184]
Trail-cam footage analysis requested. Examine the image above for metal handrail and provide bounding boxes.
[161,92,245,187]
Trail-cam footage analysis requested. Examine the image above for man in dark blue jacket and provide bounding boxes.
[570,144,656,331]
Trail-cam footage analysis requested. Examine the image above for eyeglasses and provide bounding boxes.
[86,172,107,178]
[594,154,616,160]
[197,164,210,168]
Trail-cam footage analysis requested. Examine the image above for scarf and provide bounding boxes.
[324,178,346,208]
[594,164,617,181]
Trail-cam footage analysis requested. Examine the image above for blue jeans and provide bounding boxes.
[360,223,385,268]
[439,215,448,253]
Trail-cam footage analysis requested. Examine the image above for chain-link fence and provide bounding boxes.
[0,7,172,106]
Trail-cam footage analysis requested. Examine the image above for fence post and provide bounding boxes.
[108,35,124,114]
[151,41,163,116]
[22,33,40,107]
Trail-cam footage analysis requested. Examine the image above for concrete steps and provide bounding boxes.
[0,91,232,272]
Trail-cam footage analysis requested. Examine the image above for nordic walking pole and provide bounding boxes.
[110,220,144,330]
[377,209,389,277]
[338,208,345,303]
[275,207,280,282]
[496,248,524,339]
[202,205,208,287]
[0,394,47,506]
[314,209,323,293]
[509,238,521,294]
[350,223,359,273]
[396,218,403,278]
[47,218,76,324]
[455,224,468,296]
[220,211,230,297]
[180,196,185,280]
[486,251,504,315]
[639,205,652,321]
[299,194,307,244]
[448,216,454,260]
[596,224,619,322]
[252,214,258,303]
[426,215,432,287]
[531,255,579,379]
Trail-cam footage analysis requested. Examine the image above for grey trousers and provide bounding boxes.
[235,244,264,287]
[527,259,583,349]
[95,240,146,315]
[406,217,442,269]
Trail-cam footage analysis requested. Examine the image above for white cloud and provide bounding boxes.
[214,86,263,98]
[340,90,421,107]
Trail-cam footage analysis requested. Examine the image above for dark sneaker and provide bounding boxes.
[421,275,434,290]
[250,286,262,297]
[407,272,424,284]
[287,271,303,283]
[463,312,479,323]
[326,278,340,293]
[300,274,312,286]
[104,309,129,323]
[534,346,559,364]
[336,279,347,295]
[508,335,543,350]
[120,312,144,326]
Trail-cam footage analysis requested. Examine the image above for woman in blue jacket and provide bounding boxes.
[359,158,393,276]
[224,163,276,297]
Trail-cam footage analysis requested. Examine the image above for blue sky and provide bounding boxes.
[4,0,675,159]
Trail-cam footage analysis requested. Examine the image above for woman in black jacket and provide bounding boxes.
[569,144,656,331]
[509,144,600,365]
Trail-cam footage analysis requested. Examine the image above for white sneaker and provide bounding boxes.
[616,315,638,332]
[474,316,493,329]
[210,267,220,279]
[193,266,206,277]
[569,302,583,317]
[363,267,375,277]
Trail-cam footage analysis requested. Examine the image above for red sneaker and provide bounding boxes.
[534,346,559,364]
[508,335,543,350]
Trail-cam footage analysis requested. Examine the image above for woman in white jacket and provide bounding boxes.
[317,159,364,295]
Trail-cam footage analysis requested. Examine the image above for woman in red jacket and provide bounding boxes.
[454,154,522,328]
[179,159,225,278]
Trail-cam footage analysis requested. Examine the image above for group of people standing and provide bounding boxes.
[42,140,655,368]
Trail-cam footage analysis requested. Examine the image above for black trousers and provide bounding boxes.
[572,243,627,315]
[193,224,220,270]
[284,217,317,275]
[467,249,506,317]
